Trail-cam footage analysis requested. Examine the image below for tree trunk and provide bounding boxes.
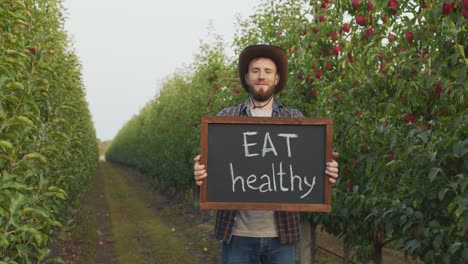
[374,243,383,264]
[309,219,317,264]
[299,218,310,264]
[192,186,199,208]
[373,219,385,264]
[342,243,351,264]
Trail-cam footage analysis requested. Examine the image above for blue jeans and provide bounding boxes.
[221,236,296,264]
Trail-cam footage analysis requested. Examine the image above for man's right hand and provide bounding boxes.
[193,155,207,186]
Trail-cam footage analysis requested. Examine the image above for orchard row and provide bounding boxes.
[0,1,99,263]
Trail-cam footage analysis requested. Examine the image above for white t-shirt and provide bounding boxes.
[232,106,278,238]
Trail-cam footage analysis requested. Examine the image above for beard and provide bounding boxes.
[248,83,275,102]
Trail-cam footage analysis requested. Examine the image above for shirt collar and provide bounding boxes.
[241,96,283,115]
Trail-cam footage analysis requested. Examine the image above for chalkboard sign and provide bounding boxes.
[199,116,333,212]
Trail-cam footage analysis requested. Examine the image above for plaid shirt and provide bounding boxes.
[214,97,303,245]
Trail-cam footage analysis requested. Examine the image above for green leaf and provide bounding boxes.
[5,81,24,91]
[23,152,47,164]
[454,44,466,58]
[17,225,43,245]
[405,239,420,253]
[0,181,30,191]
[429,167,442,182]
[439,188,449,201]
[0,140,14,151]
[448,242,462,254]
[8,116,34,127]
[429,220,440,228]
[9,193,25,221]
[432,235,443,250]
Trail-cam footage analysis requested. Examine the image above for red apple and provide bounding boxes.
[463,0,468,8]
[442,2,453,15]
[315,70,323,79]
[352,0,360,9]
[405,31,414,42]
[435,84,442,94]
[356,16,366,26]
[463,8,468,19]
[368,1,374,11]
[333,46,340,55]
[404,114,415,123]
[330,31,339,41]
[366,28,375,38]
[311,89,318,97]
[343,23,351,33]
[387,0,399,15]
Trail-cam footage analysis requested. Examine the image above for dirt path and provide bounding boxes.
[51,161,219,264]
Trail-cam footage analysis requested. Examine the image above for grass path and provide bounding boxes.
[100,161,199,263]
[51,161,218,264]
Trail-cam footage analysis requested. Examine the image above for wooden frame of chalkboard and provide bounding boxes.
[199,116,333,212]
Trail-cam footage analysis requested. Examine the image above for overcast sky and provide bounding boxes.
[64,0,260,140]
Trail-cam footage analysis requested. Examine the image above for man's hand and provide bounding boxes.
[326,152,339,184]
[193,155,207,186]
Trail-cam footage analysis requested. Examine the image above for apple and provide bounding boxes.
[343,23,351,33]
[435,84,442,95]
[442,2,453,15]
[404,114,415,124]
[356,16,366,26]
[333,46,340,55]
[310,89,317,97]
[463,8,468,19]
[315,70,323,79]
[330,31,339,41]
[352,0,360,9]
[387,0,399,15]
[405,31,414,42]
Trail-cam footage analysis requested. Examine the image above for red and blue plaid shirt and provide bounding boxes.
[214,97,303,245]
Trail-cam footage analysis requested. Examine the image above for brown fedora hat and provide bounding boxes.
[238,44,288,94]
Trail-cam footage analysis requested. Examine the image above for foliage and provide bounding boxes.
[0,0,99,263]
[107,0,466,263]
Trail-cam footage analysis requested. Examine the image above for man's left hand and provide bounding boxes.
[326,152,339,184]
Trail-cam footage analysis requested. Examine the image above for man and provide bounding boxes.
[193,44,339,264]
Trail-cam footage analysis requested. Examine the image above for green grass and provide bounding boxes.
[101,163,198,264]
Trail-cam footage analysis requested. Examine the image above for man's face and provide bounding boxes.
[245,57,279,102]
